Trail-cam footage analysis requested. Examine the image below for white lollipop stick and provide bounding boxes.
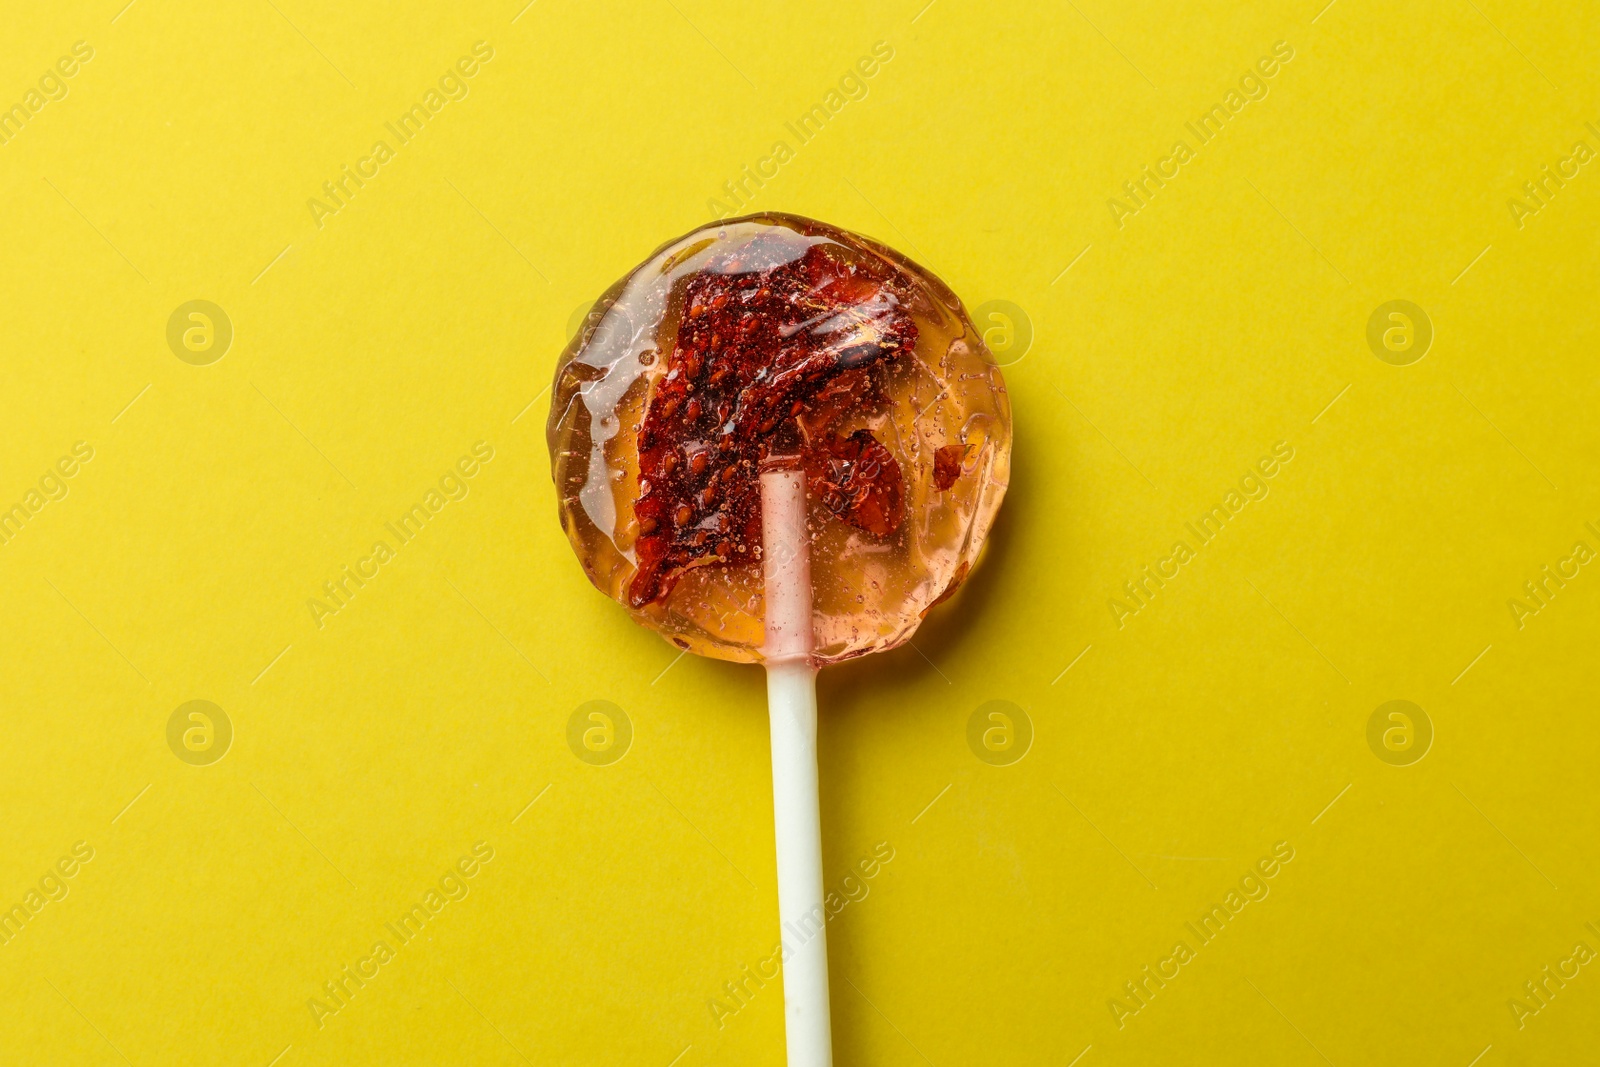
[761,464,832,1067]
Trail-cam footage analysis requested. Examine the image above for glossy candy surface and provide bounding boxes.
[547,213,1010,664]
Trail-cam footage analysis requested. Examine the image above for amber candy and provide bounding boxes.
[547,213,1011,664]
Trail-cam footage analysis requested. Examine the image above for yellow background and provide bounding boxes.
[2,0,1598,1063]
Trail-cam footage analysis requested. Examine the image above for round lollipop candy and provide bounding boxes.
[547,212,1011,1065]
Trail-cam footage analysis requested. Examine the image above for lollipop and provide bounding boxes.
[548,212,1010,1065]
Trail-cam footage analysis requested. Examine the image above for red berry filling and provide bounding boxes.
[629,235,917,608]
[933,443,967,491]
